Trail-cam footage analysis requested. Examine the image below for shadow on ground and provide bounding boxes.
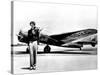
[14,48,97,55]
[21,67,36,70]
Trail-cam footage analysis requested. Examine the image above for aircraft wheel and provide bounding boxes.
[44,45,51,53]
[26,47,30,53]
[91,43,95,47]
[80,47,82,50]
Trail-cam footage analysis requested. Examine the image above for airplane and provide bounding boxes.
[17,28,97,53]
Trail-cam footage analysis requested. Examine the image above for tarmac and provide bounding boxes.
[12,45,97,74]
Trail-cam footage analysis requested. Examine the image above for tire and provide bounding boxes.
[80,47,82,50]
[91,43,95,47]
[26,47,30,53]
[44,45,51,53]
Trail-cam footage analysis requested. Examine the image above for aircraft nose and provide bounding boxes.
[17,34,23,42]
[18,35,21,41]
[17,30,24,42]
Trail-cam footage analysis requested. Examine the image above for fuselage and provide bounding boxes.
[17,29,97,48]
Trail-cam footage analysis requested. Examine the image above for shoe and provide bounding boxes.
[30,67,33,70]
[30,67,35,70]
[32,65,36,70]
[30,66,36,70]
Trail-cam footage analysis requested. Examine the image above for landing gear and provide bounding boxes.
[26,47,29,53]
[91,43,95,47]
[79,44,83,50]
[44,45,51,53]
[79,47,82,50]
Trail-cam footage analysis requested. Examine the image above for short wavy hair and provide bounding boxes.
[30,21,35,25]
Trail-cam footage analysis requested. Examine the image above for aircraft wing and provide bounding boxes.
[38,30,81,46]
[39,34,63,46]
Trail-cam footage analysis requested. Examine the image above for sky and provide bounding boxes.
[13,1,98,44]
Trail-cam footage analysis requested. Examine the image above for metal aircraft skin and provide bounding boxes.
[17,29,97,52]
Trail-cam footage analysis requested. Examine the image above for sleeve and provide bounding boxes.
[28,29,31,41]
[28,30,30,37]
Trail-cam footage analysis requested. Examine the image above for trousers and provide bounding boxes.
[29,41,38,67]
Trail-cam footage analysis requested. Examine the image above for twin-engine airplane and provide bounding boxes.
[17,29,97,53]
